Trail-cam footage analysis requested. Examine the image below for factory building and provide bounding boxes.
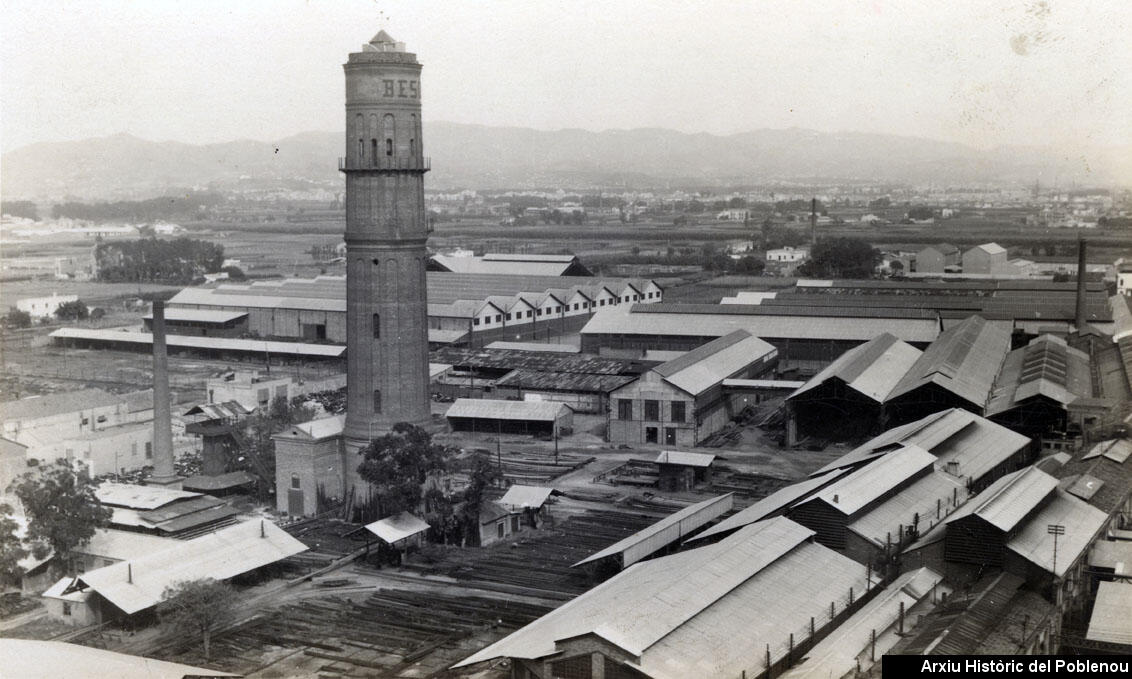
[95,483,241,539]
[445,398,573,437]
[164,272,660,347]
[42,520,306,624]
[884,315,1013,426]
[962,242,1010,275]
[581,304,939,373]
[454,517,874,679]
[915,243,960,274]
[607,330,777,447]
[785,333,922,441]
[985,334,1095,437]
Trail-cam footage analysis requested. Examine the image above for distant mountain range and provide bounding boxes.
[2,122,1124,200]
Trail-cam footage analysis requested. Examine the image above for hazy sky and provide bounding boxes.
[2,0,1129,153]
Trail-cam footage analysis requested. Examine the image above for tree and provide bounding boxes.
[796,238,882,279]
[4,309,31,329]
[734,256,766,275]
[220,265,246,281]
[9,460,111,571]
[356,423,454,522]
[158,578,236,661]
[1,200,39,220]
[907,206,934,220]
[459,454,501,545]
[0,503,28,586]
[889,260,905,275]
[868,197,892,210]
[54,300,89,321]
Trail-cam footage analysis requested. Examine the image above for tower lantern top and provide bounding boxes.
[363,29,406,53]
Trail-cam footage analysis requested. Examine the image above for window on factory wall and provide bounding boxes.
[473,319,480,326]
[371,139,377,165]
[497,522,504,538]
[62,603,72,617]
[373,389,382,414]
[645,427,658,443]
[145,442,152,459]
[495,315,502,323]
[131,443,138,457]
[96,415,107,423]
[670,401,686,423]
[358,138,364,162]
[291,474,300,489]
[617,399,633,420]
[527,310,533,318]
[644,400,660,421]
[385,138,393,156]
[372,313,380,338]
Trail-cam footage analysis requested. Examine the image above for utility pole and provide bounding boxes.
[1048,523,1065,609]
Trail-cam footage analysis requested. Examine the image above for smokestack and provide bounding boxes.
[1075,236,1088,330]
[147,300,182,489]
[810,198,818,246]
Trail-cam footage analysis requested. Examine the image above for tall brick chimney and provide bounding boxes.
[147,300,182,489]
[1075,236,1088,331]
[810,198,818,246]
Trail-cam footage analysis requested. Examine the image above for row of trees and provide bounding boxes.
[95,237,224,284]
[51,192,225,223]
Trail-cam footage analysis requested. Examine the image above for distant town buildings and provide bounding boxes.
[16,293,78,318]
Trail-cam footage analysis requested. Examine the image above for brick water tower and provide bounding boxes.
[341,30,432,454]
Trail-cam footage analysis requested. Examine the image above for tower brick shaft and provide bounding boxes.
[342,31,431,451]
[1075,236,1088,330]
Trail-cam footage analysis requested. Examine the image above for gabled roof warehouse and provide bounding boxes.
[455,517,871,679]
[886,315,1012,416]
[1005,489,1107,578]
[651,330,776,396]
[0,639,238,679]
[788,333,922,404]
[1087,581,1132,646]
[688,468,847,544]
[815,408,1032,492]
[77,520,307,615]
[573,494,734,568]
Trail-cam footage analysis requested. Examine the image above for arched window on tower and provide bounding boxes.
[358,138,365,164]
[383,114,395,157]
[371,139,378,166]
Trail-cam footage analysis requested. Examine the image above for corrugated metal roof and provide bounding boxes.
[95,483,202,510]
[687,468,847,544]
[887,315,1012,408]
[494,369,635,394]
[0,640,238,679]
[1087,581,1132,646]
[654,450,715,467]
[456,516,867,678]
[1090,540,1132,576]
[986,334,1093,415]
[848,471,966,547]
[818,409,1029,483]
[777,567,943,679]
[580,307,941,343]
[641,302,941,320]
[50,327,346,358]
[788,333,922,403]
[430,254,577,277]
[1006,489,1107,577]
[181,470,258,492]
[498,485,555,509]
[723,378,806,389]
[1064,473,1105,501]
[77,529,177,562]
[78,520,307,614]
[1,388,124,422]
[143,308,247,323]
[806,445,937,516]
[433,346,635,375]
[183,401,252,420]
[971,242,1007,255]
[365,512,430,544]
[573,494,733,567]
[485,341,580,353]
[1082,439,1132,463]
[654,330,776,396]
[278,414,345,440]
[944,467,1058,532]
[445,398,570,422]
